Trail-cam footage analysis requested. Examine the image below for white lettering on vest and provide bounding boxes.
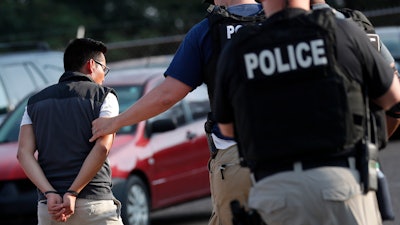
[244,39,327,79]
[226,25,243,39]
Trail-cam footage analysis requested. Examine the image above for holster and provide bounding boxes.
[356,140,395,221]
[230,200,266,225]
[205,112,218,158]
[356,140,379,194]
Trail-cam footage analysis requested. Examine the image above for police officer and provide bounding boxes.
[213,0,400,224]
[311,0,400,144]
[89,1,265,225]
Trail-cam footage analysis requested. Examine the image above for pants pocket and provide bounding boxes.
[113,198,122,216]
[322,183,361,201]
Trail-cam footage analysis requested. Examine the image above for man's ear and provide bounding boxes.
[86,59,94,73]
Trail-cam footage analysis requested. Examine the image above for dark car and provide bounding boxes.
[0,49,64,123]
[0,67,211,225]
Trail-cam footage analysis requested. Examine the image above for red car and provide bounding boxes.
[0,67,211,225]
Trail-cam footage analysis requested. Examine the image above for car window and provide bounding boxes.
[0,51,63,119]
[376,27,400,61]
[380,35,400,59]
[0,63,42,108]
[185,84,210,121]
[149,102,186,128]
[0,83,7,115]
[147,84,209,128]
[0,96,28,143]
[112,85,143,134]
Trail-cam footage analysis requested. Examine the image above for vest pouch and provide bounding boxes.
[241,71,351,163]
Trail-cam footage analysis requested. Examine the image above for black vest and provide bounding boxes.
[230,9,365,169]
[338,8,388,149]
[204,5,266,108]
[27,71,117,200]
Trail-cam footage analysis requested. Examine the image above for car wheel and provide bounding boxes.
[122,176,150,225]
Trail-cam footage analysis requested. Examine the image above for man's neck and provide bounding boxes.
[262,0,310,17]
[218,0,258,7]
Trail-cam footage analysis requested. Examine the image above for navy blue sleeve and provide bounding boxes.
[164,19,213,89]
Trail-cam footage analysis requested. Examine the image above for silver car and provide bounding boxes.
[0,50,64,123]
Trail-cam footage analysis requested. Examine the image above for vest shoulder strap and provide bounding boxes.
[337,8,375,33]
[204,5,266,107]
[337,8,381,51]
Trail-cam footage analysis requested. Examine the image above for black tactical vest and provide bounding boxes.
[338,8,388,149]
[230,9,365,168]
[204,5,266,108]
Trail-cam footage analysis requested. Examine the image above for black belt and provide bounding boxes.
[253,157,351,182]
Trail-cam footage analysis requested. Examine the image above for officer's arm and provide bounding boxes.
[385,69,400,137]
[373,74,400,110]
[218,123,234,138]
[386,116,400,138]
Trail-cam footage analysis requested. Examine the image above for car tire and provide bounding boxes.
[121,175,150,225]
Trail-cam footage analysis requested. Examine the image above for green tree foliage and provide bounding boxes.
[0,0,206,51]
[0,0,398,59]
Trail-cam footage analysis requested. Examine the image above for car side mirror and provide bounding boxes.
[0,105,13,115]
[145,118,177,138]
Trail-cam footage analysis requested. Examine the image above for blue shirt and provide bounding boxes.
[164,4,263,143]
[165,4,263,89]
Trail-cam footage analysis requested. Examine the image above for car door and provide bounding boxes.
[148,85,210,208]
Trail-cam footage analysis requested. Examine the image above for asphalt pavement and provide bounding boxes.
[379,139,400,225]
[151,197,211,225]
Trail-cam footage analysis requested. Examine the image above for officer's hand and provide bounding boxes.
[90,117,117,142]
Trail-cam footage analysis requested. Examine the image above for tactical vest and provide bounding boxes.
[204,5,266,108]
[338,8,388,149]
[230,9,365,169]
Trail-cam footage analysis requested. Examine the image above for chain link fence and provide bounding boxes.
[107,35,184,63]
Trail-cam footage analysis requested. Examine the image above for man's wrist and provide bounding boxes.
[65,190,79,197]
[43,190,58,197]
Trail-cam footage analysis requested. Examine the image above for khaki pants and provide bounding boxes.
[249,166,382,225]
[38,198,124,225]
[208,144,252,225]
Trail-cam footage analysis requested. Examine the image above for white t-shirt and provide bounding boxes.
[20,93,119,126]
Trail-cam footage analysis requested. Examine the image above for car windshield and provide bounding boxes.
[0,85,143,143]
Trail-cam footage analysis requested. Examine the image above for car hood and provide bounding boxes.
[0,142,27,180]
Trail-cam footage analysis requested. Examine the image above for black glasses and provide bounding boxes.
[93,59,110,76]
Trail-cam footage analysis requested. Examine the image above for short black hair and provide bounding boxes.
[63,38,107,72]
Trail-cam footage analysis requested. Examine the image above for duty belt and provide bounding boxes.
[253,157,354,182]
